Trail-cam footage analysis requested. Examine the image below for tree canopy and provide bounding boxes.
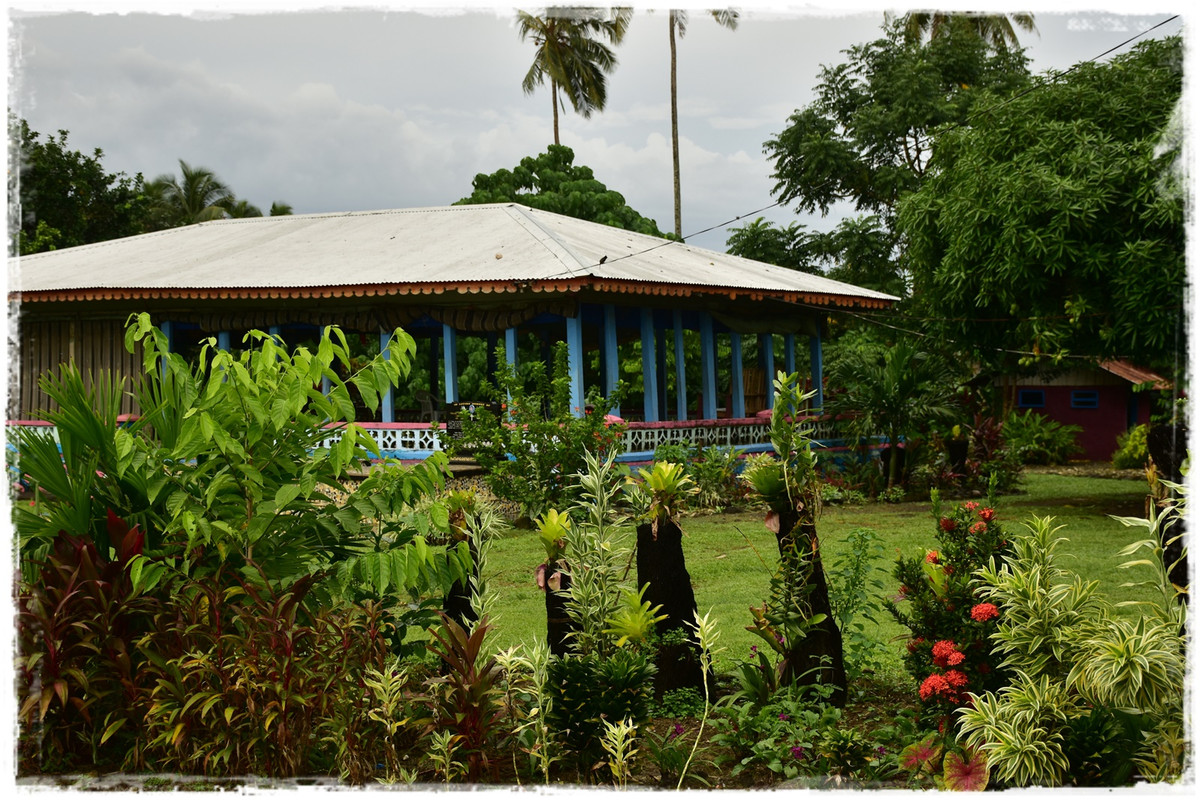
[13,118,153,255]
[456,144,671,237]
[899,36,1185,374]
[760,19,1030,298]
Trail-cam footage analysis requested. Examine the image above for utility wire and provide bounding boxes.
[539,14,1180,281]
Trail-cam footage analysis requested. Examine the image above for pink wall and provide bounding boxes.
[1020,384,1145,461]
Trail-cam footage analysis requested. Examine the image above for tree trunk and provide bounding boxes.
[551,79,560,146]
[636,517,704,696]
[669,13,682,238]
[773,505,848,707]
[1147,421,1189,604]
[542,559,575,656]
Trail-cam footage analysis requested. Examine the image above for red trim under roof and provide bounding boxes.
[9,277,896,309]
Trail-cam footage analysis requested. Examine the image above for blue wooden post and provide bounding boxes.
[428,332,440,399]
[217,331,231,351]
[763,334,776,411]
[566,315,585,416]
[700,313,717,420]
[504,327,518,418]
[730,332,745,419]
[379,330,394,423]
[656,327,668,422]
[442,324,459,405]
[159,320,174,352]
[268,324,281,342]
[640,308,659,422]
[673,310,687,421]
[504,327,518,370]
[785,333,796,376]
[603,305,620,416]
[810,323,824,410]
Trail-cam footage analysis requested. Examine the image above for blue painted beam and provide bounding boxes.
[603,305,620,416]
[810,321,824,410]
[700,313,717,420]
[673,310,687,421]
[217,331,231,351]
[566,314,585,416]
[379,330,394,423]
[443,324,459,405]
[640,308,659,422]
[730,332,745,419]
[505,327,518,370]
[656,327,668,422]
[785,333,796,375]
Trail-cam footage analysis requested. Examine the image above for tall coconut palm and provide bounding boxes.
[222,198,263,218]
[146,160,234,227]
[894,11,1037,51]
[669,9,737,238]
[517,7,633,145]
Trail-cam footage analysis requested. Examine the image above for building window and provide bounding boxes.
[1071,390,1100,409]
[1017,389,1045,408]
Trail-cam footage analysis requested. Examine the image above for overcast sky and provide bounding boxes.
[5,2,1188,252]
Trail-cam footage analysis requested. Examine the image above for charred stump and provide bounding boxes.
[636,517,705,697]
[538,559,576,657]
[771,505,848,707]
[1148,421,1189,605]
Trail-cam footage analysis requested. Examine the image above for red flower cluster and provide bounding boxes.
[931,640,965,668]
[906,635,926,654]
[979,507,996,522]
[970,603,999,622]
[939,517,956,533]
[970,521,987,535]
[963,501,979,512]
[919,668,969,703]
[925,550,940,564]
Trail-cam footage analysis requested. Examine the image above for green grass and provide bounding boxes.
[479,472,1157,685]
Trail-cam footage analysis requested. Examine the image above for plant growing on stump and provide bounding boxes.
[534,508,574,657]
[627,460,705,697]
[740,371,847,706]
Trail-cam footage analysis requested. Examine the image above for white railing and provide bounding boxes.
[7,415,844,463]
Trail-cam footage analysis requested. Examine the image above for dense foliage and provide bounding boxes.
[456,144,671,236]
[900,36,1184,373]
[13,117,152,254]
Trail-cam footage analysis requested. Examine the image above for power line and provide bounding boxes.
[544,14,1180,281]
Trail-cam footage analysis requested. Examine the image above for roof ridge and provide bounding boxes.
[502,204,592,277]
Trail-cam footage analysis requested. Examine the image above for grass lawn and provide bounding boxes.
[481,471,1156,685]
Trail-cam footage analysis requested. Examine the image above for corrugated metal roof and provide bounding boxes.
[1099,360,1172,390]
[12,203,897,307]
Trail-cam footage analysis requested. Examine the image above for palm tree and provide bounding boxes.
[146,160,234,227]
[669,9,737,238]
[894,11,1037,51]
[269,201,294,216]
[222,199,263,218]
[517,7,633,145]
[826,338,961,490]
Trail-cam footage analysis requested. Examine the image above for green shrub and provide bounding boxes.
[449,342,627,521]
[885,488,1012,728]
[1112,423,1150,469]
[960,501,1188,787]
[1003,410,1083,465]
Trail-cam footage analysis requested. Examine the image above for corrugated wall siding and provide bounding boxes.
[11,316,141,419]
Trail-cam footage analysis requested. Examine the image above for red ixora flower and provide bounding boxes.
[943,669,969,689]
[971,603,1000,622]
[919,673,951,702]
[979,507,996,522]
[926,550,940,564]
[963,501,979,512]
[970,521,987,535]
[932,640,965,668]
[939,517,956,533]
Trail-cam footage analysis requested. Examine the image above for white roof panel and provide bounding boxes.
[14,203,897,305]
